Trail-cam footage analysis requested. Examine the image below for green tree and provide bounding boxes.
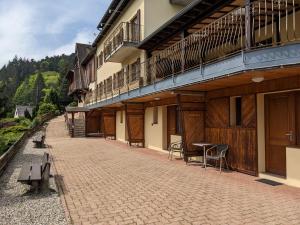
[0,81,9,118]
[40,61,49,72]
[32,72,45,105]
[44,88,59,107]
[24,109,32,120]
[38,102,57,115]
[58,76,72,107]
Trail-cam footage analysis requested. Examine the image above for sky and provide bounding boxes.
[0,0,111,67]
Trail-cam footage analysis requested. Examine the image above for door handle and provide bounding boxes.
[285,131,293,142]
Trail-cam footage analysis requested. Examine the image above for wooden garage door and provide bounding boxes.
[102,110,116,139]
[125,103,144,147]
[177,94,205,162]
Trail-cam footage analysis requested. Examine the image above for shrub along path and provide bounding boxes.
[47,116,300,225]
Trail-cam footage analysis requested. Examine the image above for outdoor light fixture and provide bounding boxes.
[154,97,160,101]
[251,76,264,83]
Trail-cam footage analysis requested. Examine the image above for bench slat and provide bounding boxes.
[30,164,42,181]
[17,165,32,181]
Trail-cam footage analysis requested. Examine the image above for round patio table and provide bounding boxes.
[192,143,215,168]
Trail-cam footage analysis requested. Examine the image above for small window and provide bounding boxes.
[120,111,123,124]
[230,96,242,127]
[152,107,158,125]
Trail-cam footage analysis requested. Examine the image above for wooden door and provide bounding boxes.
[177,94,205,162]
[265,92,296,177]
[167,106,177,148]
[102,111,116,139]
[125,103,144,147]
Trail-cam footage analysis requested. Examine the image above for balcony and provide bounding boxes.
[88,0,300,108]
[104,22,141,63]
[142,0,300,85]
[68,68,85,95]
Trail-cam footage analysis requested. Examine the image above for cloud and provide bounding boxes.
[51,30,95,56]
[0,0,110,67]
[0,1,36,66]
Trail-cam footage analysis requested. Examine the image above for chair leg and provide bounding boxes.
[220,158,222,173]
[170,149,174,160]
[224,157,229,170]
[168,148,171,159]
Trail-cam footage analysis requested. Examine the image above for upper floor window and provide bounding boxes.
[106,76,112,93]
[97,51,104,69]
[152,106,158,125]
[130,10,141,42]
[130,58,140,83]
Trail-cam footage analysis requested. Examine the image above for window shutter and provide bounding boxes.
[136,58,141,79]
[125,65,130,84]
[136,9,141,41]
[113,73,116,89]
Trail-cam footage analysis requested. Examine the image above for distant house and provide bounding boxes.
[14,106,34,118]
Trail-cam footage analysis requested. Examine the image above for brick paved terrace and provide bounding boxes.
[47,117,300,225]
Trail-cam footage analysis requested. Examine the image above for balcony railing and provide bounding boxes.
[104,22,141,61]
[68,68,85,94]
[86,0,300,105]
[142,0,300,84]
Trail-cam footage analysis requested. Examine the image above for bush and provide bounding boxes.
[0,125,28,134]
[24,109,32,120]
[30,117,41,128]
[68,101,78,107]
[0,136,6,155]
[0,126,24,155]
[38,103,57,116]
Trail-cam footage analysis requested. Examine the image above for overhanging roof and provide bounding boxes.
[93,0,131,47]
[66,70,74,79]
[81,47,96,66]
[138,0,234,51]
[66,107,90,113]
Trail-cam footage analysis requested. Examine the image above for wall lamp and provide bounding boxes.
[251,76,265,83]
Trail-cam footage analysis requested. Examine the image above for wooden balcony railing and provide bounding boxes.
[86,0,300,105]
[104,22,141,61]
[69,68,85,94]
[142,0,300,84]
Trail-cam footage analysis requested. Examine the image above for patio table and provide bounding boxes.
[192,143,216,168]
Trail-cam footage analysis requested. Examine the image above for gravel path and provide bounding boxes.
[0,136,67,225]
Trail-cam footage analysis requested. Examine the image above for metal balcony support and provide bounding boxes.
[245,0,253,50]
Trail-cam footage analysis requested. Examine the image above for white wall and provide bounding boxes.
[144,106,168,151]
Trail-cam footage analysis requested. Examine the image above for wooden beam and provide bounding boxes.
[173,90,206,96]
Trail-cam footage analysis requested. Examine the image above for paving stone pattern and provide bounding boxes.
[47,117,300,225]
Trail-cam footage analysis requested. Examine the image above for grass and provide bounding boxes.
[42,71,60,89]
[0,118,31,156]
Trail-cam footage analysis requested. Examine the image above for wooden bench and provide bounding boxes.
[32,131,45,148]
[17,153,51,192]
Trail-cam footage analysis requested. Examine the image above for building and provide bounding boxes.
[66,0,300,187]
[14,105,34,118]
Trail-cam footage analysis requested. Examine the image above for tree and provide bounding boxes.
[24,109,32,120]
[58,76,72,107]
[38,102,57,115]
[32,72,45,105]
[0,53,74,117]
[40,61,49,72]
[0,81,9,118]
[44,88,59,106]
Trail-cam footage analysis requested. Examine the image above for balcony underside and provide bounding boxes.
[88,43,300,109]
[105,43,140,63]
